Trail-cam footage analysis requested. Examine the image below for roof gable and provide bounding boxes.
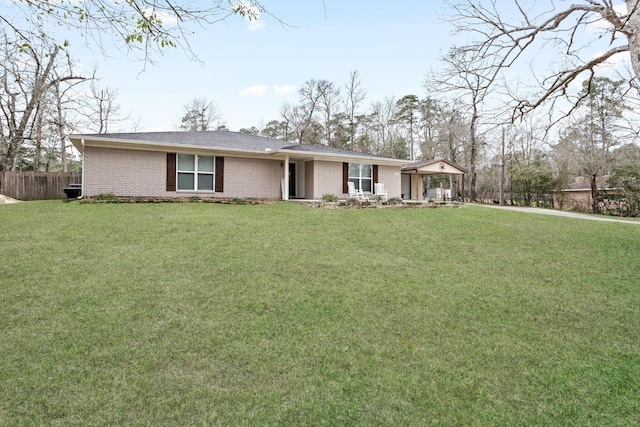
[401,158,467,175]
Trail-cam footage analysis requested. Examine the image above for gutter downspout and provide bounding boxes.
[283,154,290,201]
[78,139,85,200]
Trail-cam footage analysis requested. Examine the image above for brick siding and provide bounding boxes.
[84,146,283,199]
[305,160,401,200]
[84,146,402,200]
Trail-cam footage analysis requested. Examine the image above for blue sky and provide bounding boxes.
[74,1,448,132]
[3,0,627,133]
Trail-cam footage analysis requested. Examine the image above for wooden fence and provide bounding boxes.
[0,172,82,201]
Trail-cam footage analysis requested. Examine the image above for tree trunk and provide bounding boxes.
[2,143,16,171]
[33,107,45,171]
[54,83,68,172]
[590,174,599,214]
[469,113,478,201]
[627,0,640,81]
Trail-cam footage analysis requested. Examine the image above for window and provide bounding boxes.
[177,154,215,191]
[348,163,372,192]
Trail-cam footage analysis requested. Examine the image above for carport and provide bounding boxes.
[401,159,466,201]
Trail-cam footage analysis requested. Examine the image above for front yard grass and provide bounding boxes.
[1,201,639,426]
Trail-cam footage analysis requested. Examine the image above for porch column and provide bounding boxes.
[409,174,425,200]
[462,174,466,202]
[283,154,290,201]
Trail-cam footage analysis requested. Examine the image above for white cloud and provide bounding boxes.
[594,49,631,72]
[240,85,269,96]
[142,8,179,26]
[233,0,264,31]
[240,84,297,96]
[273,84,296,95]
[588,4,627,32]
[72,60,85,75]
[248,19,266,31]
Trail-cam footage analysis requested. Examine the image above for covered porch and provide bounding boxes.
[401,159,466,202]
[278,150,406,201]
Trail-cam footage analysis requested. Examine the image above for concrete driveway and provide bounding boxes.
[471,203,640,224]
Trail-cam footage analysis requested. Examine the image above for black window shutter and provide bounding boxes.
[166,153,176,191]
[215,156,225,192]
[343,162,349,193]
[373,165,379,186]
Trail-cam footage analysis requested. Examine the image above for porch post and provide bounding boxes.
[462,174,466,202]
[411,174,420,200]
[283,154,290,201]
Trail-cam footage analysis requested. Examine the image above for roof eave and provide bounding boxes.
[68,134,407,164]
[69,135,288,158]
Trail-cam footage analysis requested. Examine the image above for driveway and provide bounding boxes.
[471,203,640,224]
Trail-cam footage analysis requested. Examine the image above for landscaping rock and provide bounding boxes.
[0,194,20,204]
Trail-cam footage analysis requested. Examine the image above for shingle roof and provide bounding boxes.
[70,130,404,162]
[567,175,610,190]
[74,131,292,152]
[281,143,391,159]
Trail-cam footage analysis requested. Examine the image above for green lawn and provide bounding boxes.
[1,201,639,426]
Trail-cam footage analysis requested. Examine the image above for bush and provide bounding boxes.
[93,193,118,202]
[321,193,339,202]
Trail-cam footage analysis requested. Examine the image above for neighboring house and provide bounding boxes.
[552,176,613,212]
[68,131,409,200]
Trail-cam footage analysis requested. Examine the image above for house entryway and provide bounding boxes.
[289,162,296,198]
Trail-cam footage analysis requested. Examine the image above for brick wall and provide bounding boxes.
[83,146,403,200]
[305,161,401,200]
[84,146,283,199]
[84,147,166,197]
[309,161,344,199]
[376,165,401,199]
[221,157,282,199]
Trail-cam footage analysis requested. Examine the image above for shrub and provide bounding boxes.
[321,193,339,202]
[94,193,118,202]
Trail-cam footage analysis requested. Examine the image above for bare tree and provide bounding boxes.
[82,83,136,134]
[344,70,367,149]
[179,98,224,131]
[296,79,324,144]
[445,0,640,122]
[280,102,310,144]
[428,46,494,201]
[51,79,83,172]
[369,97,406,158]
[0,34,88,171]
[316,80,341,147]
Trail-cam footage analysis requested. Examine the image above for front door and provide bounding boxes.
[289,162,296,198]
